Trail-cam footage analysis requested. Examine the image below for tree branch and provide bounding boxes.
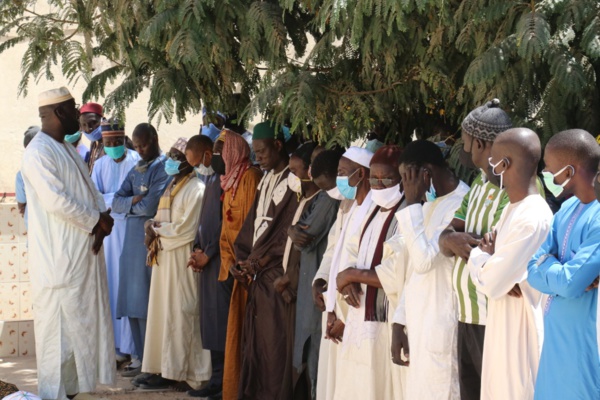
[24,9,76,24]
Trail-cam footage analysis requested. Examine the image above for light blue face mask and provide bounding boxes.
[165,157,183,176]
[83,125,102,142]
[425,178,437,202]
[365,139,384,153]
[336,169,360,200]
[542,165,573,198]
[64,131,82,144]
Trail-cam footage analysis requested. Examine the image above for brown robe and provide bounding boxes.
[234,167,299,400]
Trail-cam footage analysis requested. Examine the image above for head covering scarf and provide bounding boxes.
[220,129,252,200]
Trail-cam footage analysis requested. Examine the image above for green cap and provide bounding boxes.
[253,121,284,141]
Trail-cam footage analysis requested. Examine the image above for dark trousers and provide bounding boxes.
[457,322,486,400]
[209,350,225,388]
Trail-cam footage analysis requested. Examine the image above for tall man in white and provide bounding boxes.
[22,87,116,399]
[467,128,552,399]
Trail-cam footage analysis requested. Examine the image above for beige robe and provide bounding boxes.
[141,177,211,388]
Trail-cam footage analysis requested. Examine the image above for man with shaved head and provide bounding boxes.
[527,129,600,399]
[467,128,552,399]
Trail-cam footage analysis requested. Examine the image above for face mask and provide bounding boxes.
[165,157,184,176]
[195,153,215,176]
[64,131,82,144]
[105,145,125,160]
[336,169,360,200]
[326,186,345,200]
[489,157,506,190]
[201,124,222,142]
[83,125,103,142]
[459,139,478,169]
[372,184,402,208]
[288,172,302,193]
[425,178,437,202]
[211,153,226,175]
[542,165,574,198]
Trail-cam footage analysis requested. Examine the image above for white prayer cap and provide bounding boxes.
[342,146,374,168]
[38,87,74,107]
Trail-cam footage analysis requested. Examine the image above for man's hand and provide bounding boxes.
[92,229,107,255]
[400,165,429,205]
[273,274,291,294]
[336,268,356,293]
[586,276,599,291]
[391,323,410,366]
[188,249,209,272]
[507,284,522,298]
[132,194,145,205]
[97,209,114,235]
[17,203,26,217]
[230,264,248,284]
[479,229,497,255]
[144,220,158,248]
[441,232,481,261]
[288,224,314,248]
[239,259,259,276]
[340,282,362,308]
[325,312,344,344]
[312,279,327,312]
[91,210,114,255]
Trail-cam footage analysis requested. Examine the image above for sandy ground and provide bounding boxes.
[0,356,209,399]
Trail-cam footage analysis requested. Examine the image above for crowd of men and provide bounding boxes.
[13,86,600,400]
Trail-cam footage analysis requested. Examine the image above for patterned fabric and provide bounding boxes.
[453,172,508,324]
[221,130,252,200]
[0,381,18,398]
[461,99,512,142]
[172,137,188,153]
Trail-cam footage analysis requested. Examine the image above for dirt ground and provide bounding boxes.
[0,356,209,399]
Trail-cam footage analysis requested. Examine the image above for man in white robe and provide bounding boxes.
[140,138,211,390]
[22,87,116,399]
[392,140,468,400]
[90,121,140,363]
[313,147,375,399]
[467,128,552,400]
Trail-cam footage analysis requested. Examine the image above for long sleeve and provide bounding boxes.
[22,147,99,233]
[313,217,340,283]
[528,224,600,298]
[468,223,538,300]
[112,175,135,214]
[298,193,339,253]
[393,290,407,325]
[396,203,448,275]
[198,175,222,260]
[154,181,204,252]
[15,172,26,203]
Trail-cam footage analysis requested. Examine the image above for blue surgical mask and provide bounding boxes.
[165,157,183,176]
[105,145,126,160]
[201,124,222,142]
[83,125,103,142]
[64,131,82,144]
[425,178,437,202]
[336,169,360,200]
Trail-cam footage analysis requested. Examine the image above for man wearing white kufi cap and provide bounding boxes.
[314,146,377,399]
[22,87,116,399]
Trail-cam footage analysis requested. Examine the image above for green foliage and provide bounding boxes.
[1,0,600,144]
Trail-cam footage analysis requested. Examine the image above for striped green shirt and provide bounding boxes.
[453,173,508,325]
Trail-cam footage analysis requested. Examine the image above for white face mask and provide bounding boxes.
[326,186,345,200]
[288,172,302,193]
[371,184,403,209]
[194,153,215,176]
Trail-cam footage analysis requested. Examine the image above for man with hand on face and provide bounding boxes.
[527,129,600,400]
[232,121,300,399]
[467,128,552,400]
[79,102,105,172]
[392,140,469,400]
[91,119,140,369]
[112,123,171,383]
[185,133,231,399]
[334,145,406,400]
[438,99,512,400]
[22,87,115,399]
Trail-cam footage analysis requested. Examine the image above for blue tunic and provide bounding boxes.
[528,196,600,400]
[196,173,231,351]
[113,156,171,319]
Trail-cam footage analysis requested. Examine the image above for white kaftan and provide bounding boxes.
[467,194,552,400]
[394,182,469,400]
[22,132,115,399]
[91,150,140,355]
[332,207,398,400]
[141,176,211,388]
